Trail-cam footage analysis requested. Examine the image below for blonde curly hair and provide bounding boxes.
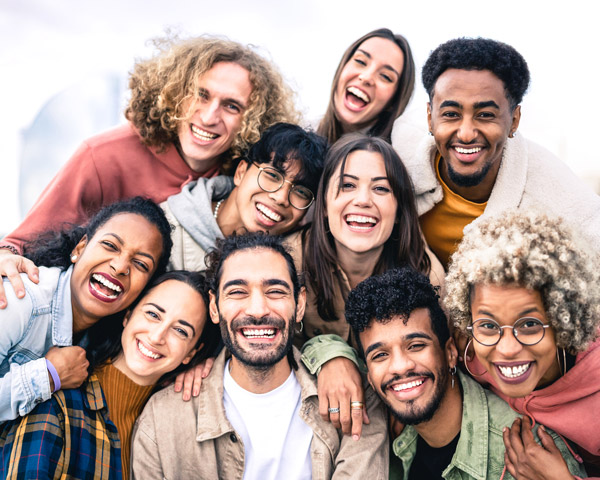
[125,35,299,173]
[445,210,600,353]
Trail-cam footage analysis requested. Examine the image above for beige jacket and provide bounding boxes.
[131,348,389,480]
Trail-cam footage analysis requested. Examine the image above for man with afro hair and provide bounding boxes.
[345,267,586,479]
[391,37,600,268]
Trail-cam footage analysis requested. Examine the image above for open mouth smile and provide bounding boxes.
[89,273,123,302]
[494,361,534,384]
[345,214,378,231]
[256,202,283,225]
[191,124,219,142]
[345,86,371,110]
[240,327,278,340]
[136,339,163,360]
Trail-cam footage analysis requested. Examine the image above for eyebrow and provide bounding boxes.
[477,307,541,318]
[143,302,197,336]
[365,341,383,357]
[439,100,500,110]
[356,48,401,77]
[198,87,247,110]
[222,278,292,291]
[364,332,433,357]
[342,173,389,182]
[104,233,156,266]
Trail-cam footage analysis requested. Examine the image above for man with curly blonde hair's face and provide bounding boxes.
[0,35,298,308]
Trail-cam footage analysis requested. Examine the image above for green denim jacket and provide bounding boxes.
[390,371,586,480]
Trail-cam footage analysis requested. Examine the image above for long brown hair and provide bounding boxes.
[317,28,415,145]
[303,133,430,321]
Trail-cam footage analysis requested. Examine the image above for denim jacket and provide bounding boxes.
[0,266,73,422]
[390,371,586,480]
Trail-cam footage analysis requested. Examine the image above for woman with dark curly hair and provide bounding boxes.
[0,270,220,479]
[0,197,172,424]
[0,34,297,305]
[445,210,600,477]
[317,28,415,144]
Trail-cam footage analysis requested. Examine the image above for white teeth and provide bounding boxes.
[347,86,370,103]
[256,203,282,222]
[392,379,424,392]
[346,214,377,224]
[137,340,161,359]
[92,273,122,293]
[498,363,530,378]
[191,124,218,141]
[455,147,482,154]
[242,328,276,338]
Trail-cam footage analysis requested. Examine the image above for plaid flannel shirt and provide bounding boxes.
[0,374,122,479]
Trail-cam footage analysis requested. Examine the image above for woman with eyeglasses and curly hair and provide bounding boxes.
[445,210,600,478]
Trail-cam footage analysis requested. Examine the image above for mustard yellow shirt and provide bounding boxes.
[420,154,486,268]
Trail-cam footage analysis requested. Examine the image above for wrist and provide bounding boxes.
[46,359,61,393]
[0,244,20,256]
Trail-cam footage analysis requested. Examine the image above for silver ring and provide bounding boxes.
[328,407,340,414]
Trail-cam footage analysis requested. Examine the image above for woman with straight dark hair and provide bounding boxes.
[286,133,443,435]
[317,28,415,144]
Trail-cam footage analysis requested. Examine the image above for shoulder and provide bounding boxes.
[81,123,142,150]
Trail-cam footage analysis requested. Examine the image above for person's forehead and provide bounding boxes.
[432,68,507,103]
[361,309,437,347]
[199,61,253,103]
[219,248,292,286]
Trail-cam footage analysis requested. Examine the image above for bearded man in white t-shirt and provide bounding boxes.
[131,233,389,480]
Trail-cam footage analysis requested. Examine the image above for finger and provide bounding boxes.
[362,407,370,425]
[508,418,525,455]
[22,259,39,284]
[201,357,215,378]
[350,390,365,440]
[538,425,560,454]
[319,391,330,423]
[0,283,7,309]
[339,398,352,436]
[519,416,536,447]
[503,427,518,466]
[504,450,517,478]
[192,364,204,397]
[174,372,185,392]
[5,270,26,299]
[182,369,195,401]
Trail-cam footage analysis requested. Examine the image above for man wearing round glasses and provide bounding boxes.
[163,122,327,271]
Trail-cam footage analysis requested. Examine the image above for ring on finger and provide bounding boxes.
[350,401,364,410]
[328,406,341,414]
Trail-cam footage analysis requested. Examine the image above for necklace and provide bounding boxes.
[213,199,225,219]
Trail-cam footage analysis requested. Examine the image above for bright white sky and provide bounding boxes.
[1,0,598,235]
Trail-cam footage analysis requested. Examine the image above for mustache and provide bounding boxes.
[231,316,286,330]
[382,371,435,391]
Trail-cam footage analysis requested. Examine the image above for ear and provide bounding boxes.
[233,159,249,187]
[71,234,88,262]
[510,105,522,137]
[366,370,375,391]
[208,291,220,325]
[445,337,458,370]
[427,102,433,133]
[122,309,132,328]
[295,286,307,324]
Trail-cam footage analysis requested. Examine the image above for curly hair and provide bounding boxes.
[422,37,530,109]
[125,35,299,172]
[345,267,448,356]
[318,28,415,144]
[445,211,600,353]
[24,196,173,281]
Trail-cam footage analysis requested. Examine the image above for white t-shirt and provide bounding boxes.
[223,360,313,480]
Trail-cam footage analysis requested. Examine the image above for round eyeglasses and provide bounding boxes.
[467,317,551,347]
[252,162,314,210]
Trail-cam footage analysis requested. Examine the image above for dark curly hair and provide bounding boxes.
[205,232,301,302]
[422,37,530,109]
[23,196,173,280]
[345,267,448,356]
[85,270,221,387]
[244,122,328,198]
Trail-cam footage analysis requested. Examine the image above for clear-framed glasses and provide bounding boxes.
[467,317,551,347]
[251,162,314,210]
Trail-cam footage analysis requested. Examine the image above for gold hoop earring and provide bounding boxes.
[463,339,487,377]
[556,348,567,377]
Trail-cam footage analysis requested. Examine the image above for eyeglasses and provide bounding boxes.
[251,162,314,210]
[467,317,551,347]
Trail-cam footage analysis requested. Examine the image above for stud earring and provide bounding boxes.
[71,254,78,262]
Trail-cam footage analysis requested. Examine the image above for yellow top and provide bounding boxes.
[95,362,155,480]
[420,154,487,269]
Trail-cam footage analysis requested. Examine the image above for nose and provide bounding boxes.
[388,349,416,377]
[200,99,220,126]
[110,255,130,277]
[495,328,523,358]
[148,323,169,345]
[244,290,271,319]
[268,182,291,207]
[358,66,375,85]
[456,117,478,143]
[352,185,373,207]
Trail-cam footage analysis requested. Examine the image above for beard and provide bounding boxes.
[382,366,449,425]
[446,157,494,188]
[219,312,295,369]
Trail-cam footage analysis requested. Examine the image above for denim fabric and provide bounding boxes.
[0,266,73,421]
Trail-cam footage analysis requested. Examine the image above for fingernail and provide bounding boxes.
[503,427,507,432]
[17,290,24,298]
[0,300,5,308]
[193,388,200,396]
[174,385,181,392]
[352,435,359,441]
[183,393,190,401]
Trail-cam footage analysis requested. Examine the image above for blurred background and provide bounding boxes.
[2,0,598,236]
